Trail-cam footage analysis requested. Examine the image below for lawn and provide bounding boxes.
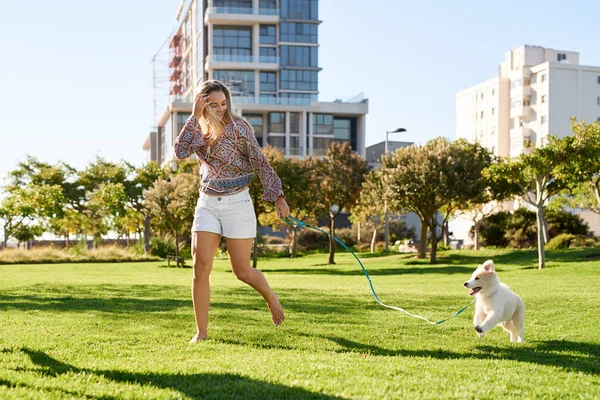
[1,248,599,399]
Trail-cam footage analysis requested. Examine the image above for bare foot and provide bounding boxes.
[189,332,208,343]
[267,293,285,326]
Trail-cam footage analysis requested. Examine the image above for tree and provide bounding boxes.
[310,142,368,264]
[485,135,573,269]
[258,147,316,258]
[382,138,493,263]
[350,170,387,253]
[145,174,199,259]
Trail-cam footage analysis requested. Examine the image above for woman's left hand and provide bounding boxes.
[275,196,290,218]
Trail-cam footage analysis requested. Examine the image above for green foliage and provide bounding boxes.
[546,233,576,250]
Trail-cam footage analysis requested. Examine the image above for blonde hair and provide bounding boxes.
[197,80,253,141]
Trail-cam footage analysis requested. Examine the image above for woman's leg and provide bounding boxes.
[226,238,284,326]
[190,231,221,342]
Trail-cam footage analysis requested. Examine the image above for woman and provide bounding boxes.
[173,80,289,343]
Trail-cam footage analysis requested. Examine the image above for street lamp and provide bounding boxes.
[384,127,407,252]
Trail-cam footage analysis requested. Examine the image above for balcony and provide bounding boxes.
[205,7,279,24]
[231,96,312,106]
[205,54,279,70]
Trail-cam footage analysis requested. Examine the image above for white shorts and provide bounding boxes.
[192,188,257,239]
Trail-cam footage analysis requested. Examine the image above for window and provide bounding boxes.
[260,0,276,9]
[280,69,318,91]
[213,70,255,96]
[597,96,600,106]
[280,92,317,101]
[541,74,546,83]
[281,0,318,20]
[480,93,484,100]
[598,76,600,84]
[313,114,333,134]
[491,108,495,116]
[268,136,286,149]
[557,53,566,62]
[176,112,191,134]
[260,24,276,45]
[280,45,318,67]
[280,22,318,43]
[213,26,251,56]
[541,95,546,104]
[313,138,333,154]
[215,0,251,7]
[597,117,600,122]
[492,88,495,96]
[260,71,276,92]
[290,112,299,133]
[491,128,495,136]
[480,111,484,119]
[541,116,547,124]
[269,112,285,133]
[260,47,276,57]
[290,136,301,155]
[244,114,264,146]
[334,119,351,141]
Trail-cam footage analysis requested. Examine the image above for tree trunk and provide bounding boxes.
[473,220,480,251]
[65,234,70,249]
[328,214,336,265]
[535,205,546,270]
[418,222,427,259]
[540,206,550,244]
[443,220,450,246]
[252,237,258,268]
[357,222,361,242]
[174,231,179,259]
[291,226,298,258]
[370,226,377,253]
[143,215,151,254]
[429,224,438,264]
[126,234,131,248]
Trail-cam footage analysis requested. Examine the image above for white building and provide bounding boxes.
[456,45,600,157]
[144,0,368,167]
[454,45,600,242]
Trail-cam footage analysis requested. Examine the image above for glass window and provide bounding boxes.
[598,76,600,84]
[280,92,317,101]
[260,24,276,45]
[280,22,318,43]
[213,26,252,56]
[260,0,276,9]
[557,53,566,61]
[244,114,263,146]
[268,136,285,149]
[177,112,191,134]
[215,0,251,8]
[491,108,495,116]
[313,138,333,154]
[289,112,299,133]
[260,47,276,57]
[213,70,255,96]
[290,136,301,155]
[280,45,318,67]
[280,69,318,91]
[541,74,546,83]
[281,0,318,20]
[541,116,547,124]
[260,71,276,92]
[269,112,285,133]
[334,119,351,140]
[541,95,546,104]
[597,96,600,106]
[313,114,333,134]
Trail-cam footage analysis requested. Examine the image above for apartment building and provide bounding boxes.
[456,45,600,157]
[143,0,368,166]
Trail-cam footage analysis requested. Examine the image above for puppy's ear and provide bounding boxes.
[482,260,495,273]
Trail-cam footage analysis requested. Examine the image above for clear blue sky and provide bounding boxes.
[1,0,599,183]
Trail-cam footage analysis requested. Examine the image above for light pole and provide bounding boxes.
[384,127,407,252]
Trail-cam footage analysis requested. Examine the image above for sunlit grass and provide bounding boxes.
[1,248,599,399]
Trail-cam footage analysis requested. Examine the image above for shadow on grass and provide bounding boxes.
[438,248,600,267]
[260,266,473,276]
[5,348,340,400]
[322,336,600,376]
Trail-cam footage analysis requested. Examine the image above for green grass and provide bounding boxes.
[1,248,599,399]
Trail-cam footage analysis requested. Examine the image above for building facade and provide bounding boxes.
[456,45,600,157]
[144,0,368,166]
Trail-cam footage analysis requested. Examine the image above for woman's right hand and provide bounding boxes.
[192,92,211,119]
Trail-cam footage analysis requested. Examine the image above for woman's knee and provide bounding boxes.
[233,268,252,283]
[193,258,213,279]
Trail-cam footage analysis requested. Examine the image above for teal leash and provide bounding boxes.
[280,215,475,325]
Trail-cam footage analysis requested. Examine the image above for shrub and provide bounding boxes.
[546,233,576,250]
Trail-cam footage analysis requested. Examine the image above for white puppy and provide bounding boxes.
[464,260,525,343]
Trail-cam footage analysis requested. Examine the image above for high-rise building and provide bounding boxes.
[144,0,368,166]
[456,45,600,157]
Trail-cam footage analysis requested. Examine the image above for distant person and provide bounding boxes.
[173,79,289,343]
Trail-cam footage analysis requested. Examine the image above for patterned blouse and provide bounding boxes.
[173,116,284,202]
